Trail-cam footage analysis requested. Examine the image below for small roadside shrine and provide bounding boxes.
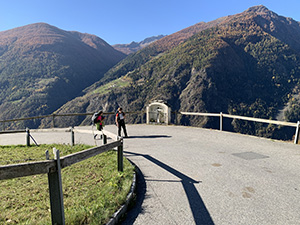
[146,100,171,125]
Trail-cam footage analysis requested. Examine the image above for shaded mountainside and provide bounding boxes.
[44,6,300,140]
[113,35,166,55]
[0,23,126,128]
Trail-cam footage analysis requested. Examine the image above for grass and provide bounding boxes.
[92,76,132,95]
[0,144,135,224]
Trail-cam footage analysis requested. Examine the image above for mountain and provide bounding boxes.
[0,23,126,129]
[80,15,231,94]
[42,6,300,140]
[113,35,165,55]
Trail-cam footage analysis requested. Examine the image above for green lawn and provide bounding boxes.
[0,144,135,224]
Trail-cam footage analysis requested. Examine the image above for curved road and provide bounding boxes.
[2,124,300,224]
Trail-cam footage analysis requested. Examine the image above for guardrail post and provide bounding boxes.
[294,121,300,144]
[117,139,123,172]
[141,112,144,124]
[174,111,179,125]
[52,114,55,128]
[220,112,223,131]
[103,134,107,145]
[26,128,30,146]
[71,127,75,146]
[47,148,65,225]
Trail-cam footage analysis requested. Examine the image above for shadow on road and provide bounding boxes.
[122,151,215,225]
[121,164,147,225]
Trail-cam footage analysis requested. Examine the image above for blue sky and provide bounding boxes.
[1,0,300,45]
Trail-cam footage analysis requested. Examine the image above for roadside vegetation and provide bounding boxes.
[0,144,135,224]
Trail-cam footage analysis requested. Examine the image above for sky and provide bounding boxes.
[1,0,300,45]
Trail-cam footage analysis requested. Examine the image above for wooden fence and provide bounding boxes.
[180,112,300,144]
[0,130,124,225]
[0,111,144,130]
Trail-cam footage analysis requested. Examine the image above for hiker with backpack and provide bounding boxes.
[92,110,105,139]
[116,107,128,138]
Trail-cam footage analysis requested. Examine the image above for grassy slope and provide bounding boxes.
[0,144,134,224]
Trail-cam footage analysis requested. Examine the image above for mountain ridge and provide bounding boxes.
[0,23,126,129]
[113,35,165,55]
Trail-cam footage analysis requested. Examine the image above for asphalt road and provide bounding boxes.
[1,124,300,224]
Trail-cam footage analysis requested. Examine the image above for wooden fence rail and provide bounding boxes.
[0,140,122,180]
[0,125,119,147]
[0,111,144,130]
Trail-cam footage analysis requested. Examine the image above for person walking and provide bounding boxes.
[94,111,105,131]
[92,110,105,139]
[116,107,128,137]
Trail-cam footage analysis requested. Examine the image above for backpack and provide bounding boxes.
[92,112,100,125]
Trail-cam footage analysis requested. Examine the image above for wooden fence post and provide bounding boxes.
[26,128,30,146]
[47,148,65,225]
[117,139,123,172]
[294,121,300,144]
[71,127,75,146]
[103,134,107,145]
[220,112,223,131]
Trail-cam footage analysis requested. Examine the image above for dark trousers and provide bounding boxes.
[118,119,128,137]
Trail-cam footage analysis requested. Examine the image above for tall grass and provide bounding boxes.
[0,144,135,224]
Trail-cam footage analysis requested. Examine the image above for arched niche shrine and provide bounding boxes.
[146,100,171,125]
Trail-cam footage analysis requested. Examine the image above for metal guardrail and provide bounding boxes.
[1,110,299,144]
[180,112,300,144]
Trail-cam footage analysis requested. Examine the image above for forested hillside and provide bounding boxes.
[50,6,300,140]
[0,23,125,128]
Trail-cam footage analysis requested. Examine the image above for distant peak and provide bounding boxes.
[245,5,270,14]
[23,22,55,29]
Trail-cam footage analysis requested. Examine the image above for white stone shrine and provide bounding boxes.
[146,100,171,125]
